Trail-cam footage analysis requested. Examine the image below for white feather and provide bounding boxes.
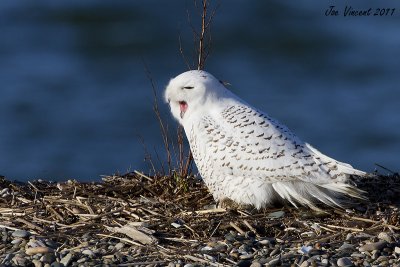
[165,70,367,209]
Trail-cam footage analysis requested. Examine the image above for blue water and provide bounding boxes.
[0,1,399,182]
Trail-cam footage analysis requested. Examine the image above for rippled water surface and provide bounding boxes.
[0,1,399,181]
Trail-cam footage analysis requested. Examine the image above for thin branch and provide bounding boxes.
[197,0,207,70]
[178,34,191,70]
[142,59,172,175]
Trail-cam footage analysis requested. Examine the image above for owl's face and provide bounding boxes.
[165,70,225,124]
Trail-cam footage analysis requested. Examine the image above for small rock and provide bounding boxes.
[350,253,365,258]
[0,188,10,195]
[45,239,58,249]
[259,239,270,245]
[371,250,379,260]
[200,245,213,251]
[377,255,388,262]
[339,243,355,251]
[76,257,87,263]
[40,253,56,264]
[378,232,392,243]
[204,254,215,261]
[50,263,62,267]
[250,261,262,267]
[239,253,254,260]
[337,257,353,267]
[114,242,125,250]
[210,244,226,252]
[359,241,387,252]
[60,252,73,267]
[362,260,371,267]
[395,246,400,254]
[26,246,53,255]
[171,222,182,228]
[345,233,354,241]
[12,230,30,238]
[321,258,329,266]
[267,258,280,267]
[258,257,268,264]
[81,249,95,257]
[28,239,47,248]
[225,232,236,242]
[269,248,280,257]
[12,254,27,266]
[299,245,312,254]
[31,259,43,267]
[299,261,309,267]
[237,260,251,267]
[267,211,285,219]
[11,238,22,245]
[3,253,13,262]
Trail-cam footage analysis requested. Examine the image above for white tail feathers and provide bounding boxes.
[305,143,367,177]
[271,181,366,210]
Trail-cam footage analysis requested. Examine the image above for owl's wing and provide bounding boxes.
[195,104,365,204]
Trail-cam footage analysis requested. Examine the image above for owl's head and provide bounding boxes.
[165,70,228,124]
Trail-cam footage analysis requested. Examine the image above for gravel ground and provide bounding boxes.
[0,172,399,266]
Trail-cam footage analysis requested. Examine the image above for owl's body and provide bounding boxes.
[165,70,366,209]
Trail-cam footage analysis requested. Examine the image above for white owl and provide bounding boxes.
[165,70,366,209]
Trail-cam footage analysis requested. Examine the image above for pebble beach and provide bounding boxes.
[0,172,399,266]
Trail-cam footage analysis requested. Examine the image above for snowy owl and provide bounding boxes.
[165,70,366,209]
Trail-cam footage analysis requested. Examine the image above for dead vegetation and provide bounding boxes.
[0,172,399,265]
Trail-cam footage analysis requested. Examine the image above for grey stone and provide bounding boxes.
[11,238,22,245]
[45,239,59,249]
[269,248,279,257]
[377,232,393,243]
[114,242,125,250]
[81,249,95,257]
[40,253,56,264]
[345,233,354,241]
[60,252,73,267]
[267,211,285,219]
[371,250,379,260]
[259,239,270,245]
[11,230,30,238]
[339,243,355,251]
[32,259,43,267]
[337,257,353,267]
[239,253,254,260]
[76,257,87,263]
[350,253,365,258]
[12,254,28,266]
[359,241,387,252]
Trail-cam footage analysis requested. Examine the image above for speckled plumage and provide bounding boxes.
[165,70,366,209]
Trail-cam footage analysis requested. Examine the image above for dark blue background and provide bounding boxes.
[0,1,399,181]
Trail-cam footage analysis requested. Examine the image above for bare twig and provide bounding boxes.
[142,59,172,175]
[179,34,191,70]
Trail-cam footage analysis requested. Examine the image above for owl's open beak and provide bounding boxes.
[179,101,188,119]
